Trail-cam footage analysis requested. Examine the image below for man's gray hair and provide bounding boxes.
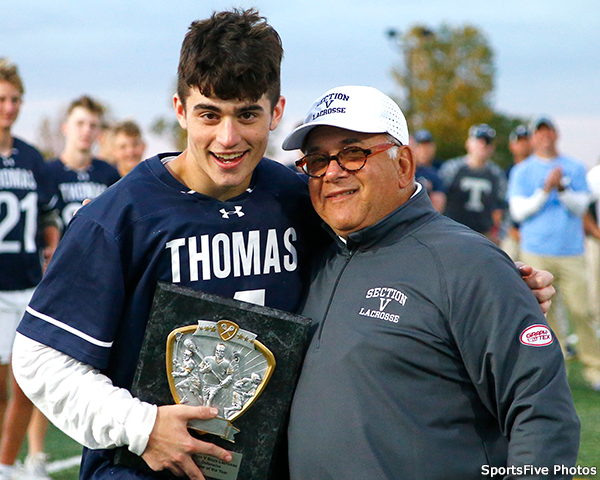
[386,134,402,160]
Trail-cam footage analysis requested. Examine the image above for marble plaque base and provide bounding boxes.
[117,282,311,480]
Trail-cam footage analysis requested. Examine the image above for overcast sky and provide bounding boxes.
[4,0,600,166]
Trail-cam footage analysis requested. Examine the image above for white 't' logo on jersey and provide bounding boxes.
[220,206,245,219]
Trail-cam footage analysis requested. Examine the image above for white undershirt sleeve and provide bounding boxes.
[509,189,549,223]
[12,332,157,456]
[558,189,591,217]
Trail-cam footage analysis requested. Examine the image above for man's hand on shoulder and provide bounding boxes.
[72,198,93,218]
[142,404,232,480]
[516,261,555,315]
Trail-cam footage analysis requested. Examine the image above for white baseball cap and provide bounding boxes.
[281,85,409,151]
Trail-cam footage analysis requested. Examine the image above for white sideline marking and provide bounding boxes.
[47,455,82,473]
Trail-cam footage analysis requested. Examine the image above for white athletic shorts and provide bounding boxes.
[0,288,35,364]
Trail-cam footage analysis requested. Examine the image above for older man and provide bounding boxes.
[282,86,579,480]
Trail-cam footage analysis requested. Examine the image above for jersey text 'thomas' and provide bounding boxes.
[166,227,298,282]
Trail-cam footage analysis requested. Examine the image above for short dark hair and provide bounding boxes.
[177,8,283,111]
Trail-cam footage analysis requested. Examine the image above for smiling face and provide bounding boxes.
[306,126,415,238]
[173,88,285,201]
[0,81,22,131]
[113,132,145,177]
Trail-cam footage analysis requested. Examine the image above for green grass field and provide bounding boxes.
[19,358,600,480]
[566,359,600,478]
[39,427,81,480]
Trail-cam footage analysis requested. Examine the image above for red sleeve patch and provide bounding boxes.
[520,324,554,347]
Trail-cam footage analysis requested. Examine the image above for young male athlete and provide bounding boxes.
[46,95,121,229]
[0,58,59,480]
[12,10,322,480]
[111,120,146,177]
[12,10,555,480]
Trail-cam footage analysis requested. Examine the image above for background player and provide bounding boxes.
[508,117,600,390]
[411,128,446,213]
[21,94,120,480]
[0,58,59,480]
[45,95,120,230]
[111,120,146,177]
[440,124,507,244]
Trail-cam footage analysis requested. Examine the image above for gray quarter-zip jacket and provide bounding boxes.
[288,187,579,480]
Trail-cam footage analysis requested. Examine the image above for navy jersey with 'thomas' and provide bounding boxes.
[0,137,54,291]
[18,154,323,387]
[45,157,120,229]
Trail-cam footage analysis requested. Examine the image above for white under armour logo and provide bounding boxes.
[220,206,245,218]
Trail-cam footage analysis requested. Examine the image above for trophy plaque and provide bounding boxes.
[120,282,312,480]
[168,319,275,441]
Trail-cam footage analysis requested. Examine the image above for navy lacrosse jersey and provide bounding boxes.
[0,137,55,291]
[19,153,325,387]
[46,157,120,229]
[18,153,327,480]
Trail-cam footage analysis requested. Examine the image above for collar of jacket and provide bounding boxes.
[323,184,439,252]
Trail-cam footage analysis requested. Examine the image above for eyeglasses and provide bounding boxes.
[295,142,396,178]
